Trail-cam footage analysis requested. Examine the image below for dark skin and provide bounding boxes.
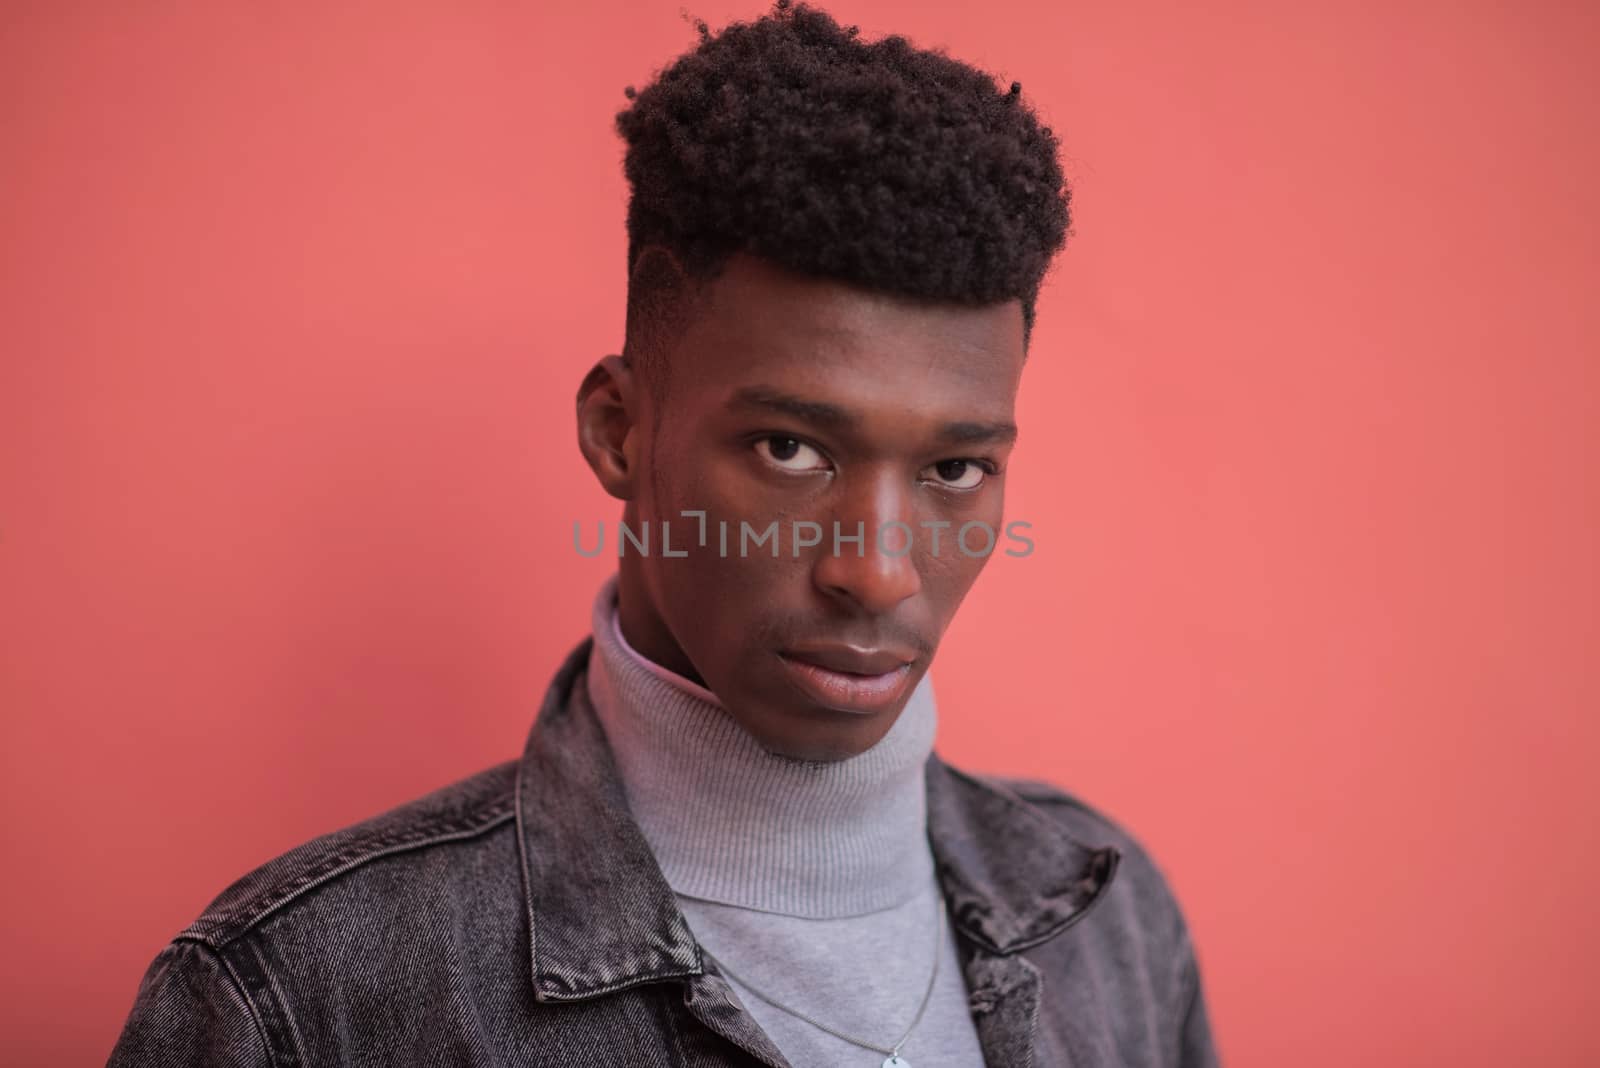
[577,249,1025,763]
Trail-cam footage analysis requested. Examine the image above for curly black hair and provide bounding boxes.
[614,0,1070,382]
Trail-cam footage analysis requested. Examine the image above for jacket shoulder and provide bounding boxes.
[978,772,1147,853]
[975,771,1194,939]
[178,759,520,948]
[982,772,1220,1066]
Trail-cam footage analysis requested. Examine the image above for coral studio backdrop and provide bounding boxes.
[2,2,1595,1066]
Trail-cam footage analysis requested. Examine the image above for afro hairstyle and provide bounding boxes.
[614,0,1071,388]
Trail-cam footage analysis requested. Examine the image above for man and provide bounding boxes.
[110,3,1220,1065]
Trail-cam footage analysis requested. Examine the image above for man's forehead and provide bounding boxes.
[693,253,1026,357]
[648,253,1027,428]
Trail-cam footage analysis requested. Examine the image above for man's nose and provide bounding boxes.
[810,472,922,615]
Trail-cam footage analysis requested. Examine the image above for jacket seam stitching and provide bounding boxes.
[1022,954,1042,1068]
[654,981,692,1068]
[195,801,517,946]
[514,752,542,1003]
[251,935,310,1067]
[207,936,301,1068]
[1172,923,1201,1066]
[178,938,278,1068]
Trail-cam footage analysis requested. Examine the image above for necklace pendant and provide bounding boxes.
[882,1057,910,1068]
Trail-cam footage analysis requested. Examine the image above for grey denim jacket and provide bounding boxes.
[109,637,1221,1067]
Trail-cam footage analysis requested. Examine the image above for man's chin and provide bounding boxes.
[732,697,904,764]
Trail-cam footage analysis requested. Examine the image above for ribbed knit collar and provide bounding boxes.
[584,573,938,919]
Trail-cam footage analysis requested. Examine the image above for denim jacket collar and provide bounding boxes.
[515,636,1119,1004]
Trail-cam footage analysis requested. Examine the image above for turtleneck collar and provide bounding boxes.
[583,573,939,919]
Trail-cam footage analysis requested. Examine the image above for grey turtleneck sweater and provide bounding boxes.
[584,574,987,1067]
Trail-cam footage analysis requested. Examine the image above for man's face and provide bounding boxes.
[587,252,1026,762]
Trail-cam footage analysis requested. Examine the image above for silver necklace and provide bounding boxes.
[701,894,946,1068]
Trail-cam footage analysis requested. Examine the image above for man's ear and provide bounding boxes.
[576,353,639,502]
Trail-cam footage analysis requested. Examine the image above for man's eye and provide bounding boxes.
[923,459,989,490]
[754,436,829,472]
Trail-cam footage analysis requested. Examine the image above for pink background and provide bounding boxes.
[2,2,1596,1065]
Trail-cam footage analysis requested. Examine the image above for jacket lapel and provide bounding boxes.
[924,755,1122,1067]
[515,637,702,1001]
[515,637,794,1066]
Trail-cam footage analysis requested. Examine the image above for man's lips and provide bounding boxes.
[775,643,918,714]
[779,642,917,675]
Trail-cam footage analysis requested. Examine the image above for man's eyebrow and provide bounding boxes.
[728,385,1017,445]
[936,419,1018,446]
[728,386,857,429]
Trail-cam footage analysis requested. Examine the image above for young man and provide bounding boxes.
[111,3,1220,1065]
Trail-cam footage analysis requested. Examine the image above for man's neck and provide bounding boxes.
[583,572,939,918]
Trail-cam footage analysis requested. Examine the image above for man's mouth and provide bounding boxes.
[775,642,917,714]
